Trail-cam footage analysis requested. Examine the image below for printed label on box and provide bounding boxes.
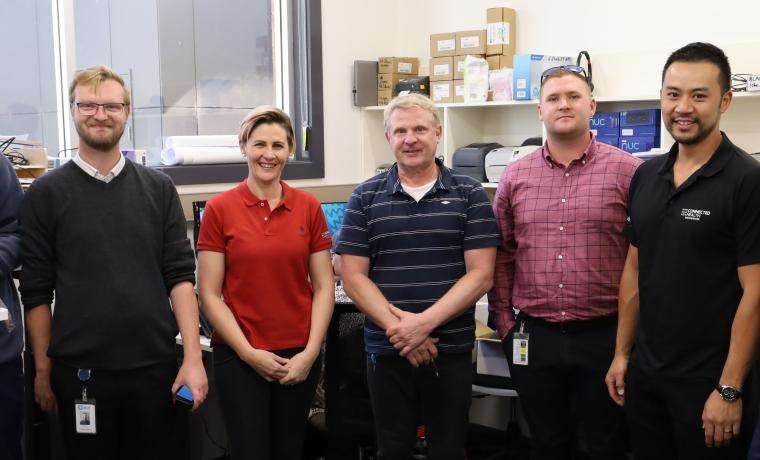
[487,22,506,45]
[455,84,464,97]
[516,90,527,99]
[434,64,450,76]
[458,60,465,73]
[516,79,527,90]
[433,83,450,100]
[438,39,455,52]
[621,128,633,136]
[461,36,481,49]
[397,62,412,73]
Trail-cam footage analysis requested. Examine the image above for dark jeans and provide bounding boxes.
[0,356,23,460]
[365,351,472,460]
[213,344,321,460]
[502,315,627,460]
[625,363,745,460]
[50,359,180,460]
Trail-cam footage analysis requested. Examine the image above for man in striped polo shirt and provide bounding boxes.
[337,93,499,459]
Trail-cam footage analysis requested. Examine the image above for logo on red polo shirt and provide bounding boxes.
[299,225,305,234]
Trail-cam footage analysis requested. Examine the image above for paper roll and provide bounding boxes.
[164,135,238,149]
[161,147,245,166]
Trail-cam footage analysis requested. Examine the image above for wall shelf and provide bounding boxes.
[361,92,760,179]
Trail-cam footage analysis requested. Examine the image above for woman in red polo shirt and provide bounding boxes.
[197,106,334,460]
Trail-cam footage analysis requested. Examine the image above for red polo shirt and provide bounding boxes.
[197,181,332,350]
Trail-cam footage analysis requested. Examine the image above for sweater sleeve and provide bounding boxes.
[160,176,196,291]
[0,155,22,279]
[19,179,57,309]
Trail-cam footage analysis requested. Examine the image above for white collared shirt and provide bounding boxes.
[73,154,126,183]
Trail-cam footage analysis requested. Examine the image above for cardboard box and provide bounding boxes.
[430,57,453,81]
[596,135,620,147]
[430,32,456,57]
[512,54,574,100]
[487,7,517,57]
[378,57,419,75]
[377,87,394,106]
[620,125,660,137]
[455,30,487,55]
[486,54,512,71]
[454,54,483,80]
[620,109,660,127]
[453,80,465,103]
[377,73,402,90]
[431,80,453,104]
[620,136,657,153]
[590,112,620,136]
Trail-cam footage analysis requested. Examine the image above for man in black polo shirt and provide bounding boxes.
[605,42,760,459]
[337,93,499,459]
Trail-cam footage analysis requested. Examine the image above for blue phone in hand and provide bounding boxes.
[176,385,194,406]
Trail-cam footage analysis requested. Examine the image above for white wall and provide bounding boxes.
[308,0,760,188]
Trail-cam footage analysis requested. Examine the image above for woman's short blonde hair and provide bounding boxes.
[239,106,296,151]
[68,65,131,106]
[383,93,440,133]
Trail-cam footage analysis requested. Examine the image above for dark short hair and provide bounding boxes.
[661,42,731,93]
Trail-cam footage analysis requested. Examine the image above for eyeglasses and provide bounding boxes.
[75,102,128,115]
[540,65,589,85]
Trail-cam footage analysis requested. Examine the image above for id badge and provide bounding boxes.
[74,399,97,434]
[512,332,529,366]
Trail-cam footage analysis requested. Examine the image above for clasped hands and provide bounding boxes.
[386,304,438,367]
[245,348,317,385]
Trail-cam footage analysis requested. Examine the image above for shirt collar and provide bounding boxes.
[238,180,293,211]
[385,157,450,196]
[657,131,733,178]
[73,153,126,181]
[541,132,596,168]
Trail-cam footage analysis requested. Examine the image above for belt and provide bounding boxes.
[516,312,617,333]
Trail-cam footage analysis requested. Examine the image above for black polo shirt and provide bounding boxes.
[336,158,500,355]
[625,133,760,380]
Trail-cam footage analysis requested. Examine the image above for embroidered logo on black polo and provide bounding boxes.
[681,208,711,221]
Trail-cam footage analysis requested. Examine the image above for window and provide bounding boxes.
[0,0,323,184]
[0,1,59,158]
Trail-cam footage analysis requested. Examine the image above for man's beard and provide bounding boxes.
[76,120,125,151]
[665,114,717,146]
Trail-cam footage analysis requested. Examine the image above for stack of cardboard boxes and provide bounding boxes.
[430,30,487,104]
[377,57,420,105]
[485,7,516,73]
[428,7,516,104]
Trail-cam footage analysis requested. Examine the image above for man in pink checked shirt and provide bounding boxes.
[488,66,641,460]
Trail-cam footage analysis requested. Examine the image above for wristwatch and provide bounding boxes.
[715,384,742,402]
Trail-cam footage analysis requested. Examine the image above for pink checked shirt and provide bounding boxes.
[488,136,642,338]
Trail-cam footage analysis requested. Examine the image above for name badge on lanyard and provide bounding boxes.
[74,368,97,434]
[512,321,529,366]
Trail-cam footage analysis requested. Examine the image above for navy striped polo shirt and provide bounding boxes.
[336,159,500,355]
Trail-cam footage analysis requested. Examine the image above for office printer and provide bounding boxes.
[485,145,539,182]
[452,143,502,182]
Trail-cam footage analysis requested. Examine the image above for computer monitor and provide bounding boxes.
[320,201,347,241]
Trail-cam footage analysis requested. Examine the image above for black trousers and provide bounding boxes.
[50,359,180,460]
[365,351,472,460]
[502,315,627,460]
[213,345,321,460]
[0,356,23,460]
[625,363,745,460]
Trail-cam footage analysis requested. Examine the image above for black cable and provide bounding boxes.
[576,51,594,92]
[198,410,229,457]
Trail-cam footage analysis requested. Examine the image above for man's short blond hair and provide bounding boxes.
[383,93,440,133]
[68,65,131,106]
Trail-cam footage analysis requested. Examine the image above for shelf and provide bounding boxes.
[363,99,538,111]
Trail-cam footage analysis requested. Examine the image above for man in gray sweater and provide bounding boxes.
[20,65,207,459]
